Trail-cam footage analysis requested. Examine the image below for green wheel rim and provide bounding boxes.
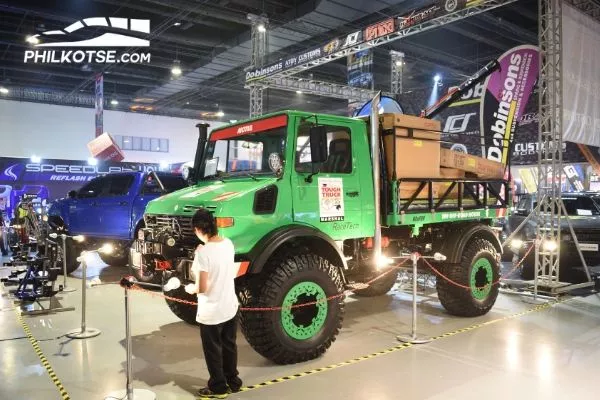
[281,281,328,340]
[470,257,493,300]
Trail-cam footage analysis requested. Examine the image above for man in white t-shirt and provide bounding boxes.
[185,208,242,398]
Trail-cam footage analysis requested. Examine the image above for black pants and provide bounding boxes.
[200,315,242,394]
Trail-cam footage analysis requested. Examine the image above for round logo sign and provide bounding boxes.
[268,153,283,174]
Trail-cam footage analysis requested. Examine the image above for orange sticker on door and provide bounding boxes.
[212,192,239,201]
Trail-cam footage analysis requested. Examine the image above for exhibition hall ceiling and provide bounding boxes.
[0,0,539,120]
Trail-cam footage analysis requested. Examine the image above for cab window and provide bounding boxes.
[78,176,107,198]
[107,175,135,196]
[295,125,352,174]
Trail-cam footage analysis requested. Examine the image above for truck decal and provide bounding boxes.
[210,114,288,141]
[318,177,344,222]
[180,184,223,199]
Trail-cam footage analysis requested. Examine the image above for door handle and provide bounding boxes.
[346,191,359,197]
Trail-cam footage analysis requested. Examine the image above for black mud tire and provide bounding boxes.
[353,268,398,297]
[436,238,500,317]
[162,273,198,325]
[239,251,345,365]
[128,250,162,284]
[59,237,81,274]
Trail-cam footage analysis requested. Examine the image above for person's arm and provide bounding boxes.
[197,271,208,293]
[186,250,209,295]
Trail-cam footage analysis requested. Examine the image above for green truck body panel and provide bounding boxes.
[145,110,504,257]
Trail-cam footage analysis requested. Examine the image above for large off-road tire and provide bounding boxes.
[128,250,162,284]
[353,268,398,297]
[239,251,345,365]
[436,238,500,317]
[162,273,198,325]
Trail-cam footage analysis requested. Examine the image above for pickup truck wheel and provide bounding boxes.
[162,273,198,325]
[239,250,345,365]
[353,268,398,297]
[436,238,500,317]
[57,238,81,274]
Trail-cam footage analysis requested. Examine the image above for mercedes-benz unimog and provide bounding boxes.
[131,94,509,365]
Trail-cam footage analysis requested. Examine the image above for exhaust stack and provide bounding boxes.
[191,123,210,183]
[370,92,382,265]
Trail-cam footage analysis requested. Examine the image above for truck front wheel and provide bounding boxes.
[353,268,398,297]
[436,238,500,317]
[162,272,198,325]
[239,250,345,365]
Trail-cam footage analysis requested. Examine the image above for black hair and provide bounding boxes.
[191,208,218,237]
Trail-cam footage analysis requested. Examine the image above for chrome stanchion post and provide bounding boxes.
[397,252,438,344]
[105,279,156,400]
[66,249,101,339]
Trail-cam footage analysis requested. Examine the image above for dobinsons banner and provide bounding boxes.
[480,45,539,166]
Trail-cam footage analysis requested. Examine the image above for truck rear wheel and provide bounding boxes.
[57,237,81,274]
[239,250,345,365]
[162,273,198,325]
[436,238,500,317]
[353,268,398,297]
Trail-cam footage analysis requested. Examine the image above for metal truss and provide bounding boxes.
[390,50,405,95]
[565,0,600,20]
[534,0,594,294]
[254,76,381,102]
[263,0,518,80]
[247,13,268,117]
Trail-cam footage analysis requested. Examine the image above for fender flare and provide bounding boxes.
[246,225,347,275]
[438,223,502,264]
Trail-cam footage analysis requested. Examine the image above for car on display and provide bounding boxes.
[508,192,600,282]
[47,171,186,279]
[131,104,509,365]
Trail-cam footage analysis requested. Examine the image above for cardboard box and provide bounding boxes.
[87,132,124,162]
[381,113,441,132]
[383,135,440,179]
[440,167,465,179]
[440,148,504,179]
[394,127,440,141]
[398,182,439,199]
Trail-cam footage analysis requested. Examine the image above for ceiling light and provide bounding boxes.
[26,35,39,45]
[216,111,225,117]
[173,22,182,26]
[229,119,238,123]
[433,74,441,82]
[30,155,41,163]
[0,87,8,94]
[296,90,302,94]
[111,99,118,105]
[159,161,169,170]
[171,60,182,76]
[395,60,404,66]
[88,158,98,166]
[257,24,266,33]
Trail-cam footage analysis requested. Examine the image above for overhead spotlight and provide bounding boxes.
[173,21,182,26]
[0,87,8,94]
[216,111,225,117]
[110,99,119,105]
[434,74,441,83]
[257,23,266,33]
[296,90,302,94]
[395,60,404,66]
[171,60,182,76]
[229,119,238,123]
[159,161,169,170]
[87,157,98,166]
[26,35,39,45]
[30,155,41,163]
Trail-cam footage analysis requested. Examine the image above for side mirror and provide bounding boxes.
[309,126,328,164]
[68,190,77,199]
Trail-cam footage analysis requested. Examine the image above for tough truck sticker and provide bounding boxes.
[318,177,344,222]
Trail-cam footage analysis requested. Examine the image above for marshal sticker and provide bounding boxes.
[318,177,344,222]
[579,243,599,252]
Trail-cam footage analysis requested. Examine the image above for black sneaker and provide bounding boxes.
[197,387,229,399]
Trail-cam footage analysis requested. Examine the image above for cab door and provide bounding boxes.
[291,118,364,240]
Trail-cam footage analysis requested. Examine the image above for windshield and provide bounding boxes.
[562,196,600,216]
[203,126,286,178]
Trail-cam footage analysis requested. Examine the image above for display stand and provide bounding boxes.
[396,252,445,344]
[66,252,101,339]
[104,277,156,400]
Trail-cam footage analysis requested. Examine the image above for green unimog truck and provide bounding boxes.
[131,96,508,364]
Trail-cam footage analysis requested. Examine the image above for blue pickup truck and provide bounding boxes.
[47,171,186,279]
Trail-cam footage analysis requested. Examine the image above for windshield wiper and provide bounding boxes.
[222,171,259,181]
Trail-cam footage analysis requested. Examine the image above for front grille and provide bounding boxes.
[145,214,195,241]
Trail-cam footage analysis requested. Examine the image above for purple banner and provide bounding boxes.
[480,45,539,165]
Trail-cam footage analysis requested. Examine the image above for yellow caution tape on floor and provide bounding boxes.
[218,298,567,400]
[15,311,71,400]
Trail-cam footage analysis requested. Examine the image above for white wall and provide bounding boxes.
[0,99,225,163]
